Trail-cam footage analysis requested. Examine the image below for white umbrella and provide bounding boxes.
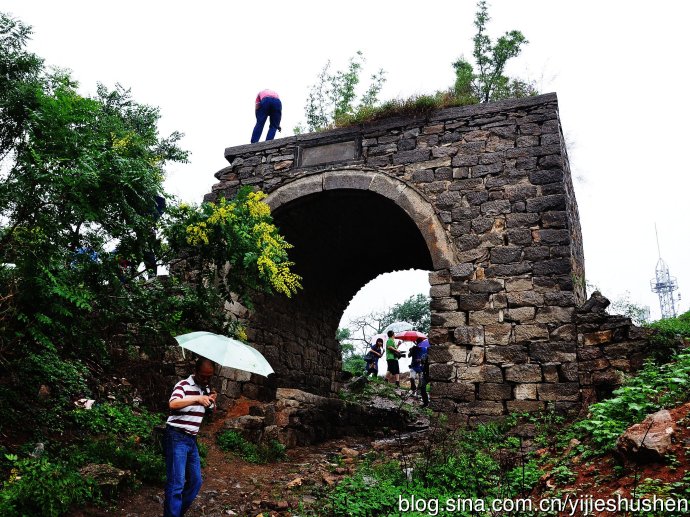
[174,331,274,377]
[370,333,387,345]
[383,321,414,334]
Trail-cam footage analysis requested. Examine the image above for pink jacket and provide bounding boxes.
[256,89,279,108]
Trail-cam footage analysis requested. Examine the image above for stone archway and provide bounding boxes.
[243,173,453,397]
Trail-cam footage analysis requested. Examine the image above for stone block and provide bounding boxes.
[468,279,504,293]
[429,363,455,381]
[490,246,523,264]
[485,345,528,364]
[457,365,503,383]
[582,330,614,346]
[453,326,485,346]
[537,383,580,402]
[484,323,512,345]
[392,148,430,164]
[467,401,505,415]
[450,263,474,279]
[485,262,533,277]
[505,364,542,383]
[507,291,544,307]
[506,212,540,227]
[514,324,549,343]
[551,324,576,341]
[431,297,458,311]
[505,306,536,322]
[526,194,566,213]
[301,140,358,166]
[412,169,434,182]
[507,228,533,246]
[505,278,533,292]
[530,342,577,363]
[429,284,451,298]
[507,400,544,412]
[456,294,489,311]
[535,306,574,324]
[432,381,476,401]
[529,169,563,185]
[542,211,568,228]
[532,258,571,276]
[478,383,512,400]
[541,363,559,382]
[592,369,624,386]
[219,366,252,383]
[467,346,484,366]
[559,362,579,382]
[514,383,538,400]
[539,229,570,244]
[481,199,511,215]
[432,311,467,328]
[469,309,504,325]
[545,291,576,307]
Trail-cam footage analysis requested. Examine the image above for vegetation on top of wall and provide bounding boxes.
[296,1,537,133]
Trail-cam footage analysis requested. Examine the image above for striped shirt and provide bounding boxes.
[166,375,212,436]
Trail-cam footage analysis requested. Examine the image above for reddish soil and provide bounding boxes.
[531,403,690,516]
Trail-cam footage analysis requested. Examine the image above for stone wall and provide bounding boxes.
[205,93,611,418]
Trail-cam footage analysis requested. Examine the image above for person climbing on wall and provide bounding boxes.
[251,89,282,143]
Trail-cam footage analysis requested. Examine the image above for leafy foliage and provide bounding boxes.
[647,310,690,361]
[575,346,690,452]
[452,1,537,103]
[296,51,386,132]
[163,188,302,307]
[0,18,301,516]
[216,430,286,464]
[320,420,540,516]
[0,456,99,517]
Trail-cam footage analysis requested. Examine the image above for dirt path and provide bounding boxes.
[70,416,377,517]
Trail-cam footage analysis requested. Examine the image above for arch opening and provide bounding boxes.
[247,187,440,396]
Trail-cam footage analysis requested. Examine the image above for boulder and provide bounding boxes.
[617,409,676,462]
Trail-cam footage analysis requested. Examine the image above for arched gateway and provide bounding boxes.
[206,93,647,426]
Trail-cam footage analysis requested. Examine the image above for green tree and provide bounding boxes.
[381,293,431,335]
[296,51,386,132]
[0,13,301,435]
[453,1,537,103]
[345,293,431,353]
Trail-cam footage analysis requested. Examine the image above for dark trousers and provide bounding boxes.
[419,372,429,406]
[251,97,282,143]
[164,426,202,517]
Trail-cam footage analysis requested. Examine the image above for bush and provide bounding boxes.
[216,431,286,464]
[0,457,99,517]
[647,310,690,361]
[575,349,690,452]
[321,420,541,516]
[72,402,163,437]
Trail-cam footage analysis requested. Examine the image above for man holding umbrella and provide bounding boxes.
[163,357,217,517]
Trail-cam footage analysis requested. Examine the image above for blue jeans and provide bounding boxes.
[164,426,202,517]
[251,96,282,143]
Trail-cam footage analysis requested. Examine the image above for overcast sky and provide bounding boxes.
[4,0,689,326]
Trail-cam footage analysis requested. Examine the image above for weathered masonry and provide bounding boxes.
[207,93,649,424]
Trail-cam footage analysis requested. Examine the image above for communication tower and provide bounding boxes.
[650,226,679,319]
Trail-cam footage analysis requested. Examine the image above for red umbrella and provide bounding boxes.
[394,330,427,342]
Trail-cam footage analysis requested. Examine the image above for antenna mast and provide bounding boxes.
[650,224,679,319]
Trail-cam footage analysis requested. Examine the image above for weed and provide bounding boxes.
[216,431,286,464]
